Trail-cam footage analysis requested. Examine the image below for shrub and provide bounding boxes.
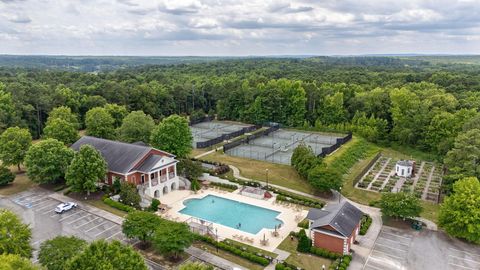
[149,199,160,212]
[0,166,15,186]
[103,197,135,213]
[297,219,309,229]
[274,191,324,208]
[119,181,141,209]
[360,214,372,235]
[210,182,238,191]
[297,229,311,252]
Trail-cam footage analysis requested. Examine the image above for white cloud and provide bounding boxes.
[0,0,478,55]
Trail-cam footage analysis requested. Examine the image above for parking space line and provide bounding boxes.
[449,255,480,265]
[32,199,53,208]
[59,211,82,222]
[18,194,44,202]
[381,231,412,240]
[372,249,404,260]
[94,224,118,237]
[29,197,49,205]
[377,237,410,246]
[35,202,58,212]
[375,242,409,252]
[449,248,480,258]
[364,264,385,270]
[75,217,100,228]
[42,208,56,215]
[449,263,475,270]
[67,213,91,224]
[105,231,122,240]
[13,193,34,201]
[85,221,108,232]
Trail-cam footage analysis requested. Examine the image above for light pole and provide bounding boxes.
[338,187,342,203]
[272,142,277,162]
[265,169,269,189]
[215,228,218,253]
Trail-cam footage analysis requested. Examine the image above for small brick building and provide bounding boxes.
[306,201,363,255]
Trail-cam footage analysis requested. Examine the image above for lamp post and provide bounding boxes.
[215,228,218,253]
[338,187,342,203]
[265,169,269,189]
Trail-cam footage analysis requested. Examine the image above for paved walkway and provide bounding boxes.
[194,147,223,159]
[187,246,246,270]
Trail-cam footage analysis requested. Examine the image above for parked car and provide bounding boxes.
[54,202,77,214]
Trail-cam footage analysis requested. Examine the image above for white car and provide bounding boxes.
[54,202,77,214]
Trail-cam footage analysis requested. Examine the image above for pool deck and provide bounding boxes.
[159,188,308,252]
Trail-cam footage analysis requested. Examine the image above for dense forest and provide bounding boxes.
[1,56,479,191]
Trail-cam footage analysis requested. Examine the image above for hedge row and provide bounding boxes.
[275,262,304,270]
[310,246,341,260]
[360,214,372,235]
[192,158,231,175]
[329,255,352,270]
[196,235,270,266]
[329,139,378,176]
[210,182,238,191]
[297,219,309,229]
[103,197,136,213]
[276,194,324,208]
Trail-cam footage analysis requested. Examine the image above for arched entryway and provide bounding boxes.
[154,190,160,198]
[171,182,177,191]
[162,185,169,195]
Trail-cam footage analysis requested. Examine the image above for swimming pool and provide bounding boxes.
[180,195,283,234]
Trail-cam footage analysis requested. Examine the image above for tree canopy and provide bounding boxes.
[439,177,480,244]
[43,118,79,145]
[379,192,422,219]
[65,240,147,270]
[65,145,107,195]
[152,220,193,259]
[150,114,192,158]
[0,254,40,270]
[47,106,80,129]
[122,211,163,247]
[24,138,74,184]
[85,107,115,139]
[118,110,155,143]
[38,236,87,270]
[0,127,32,171]
[0,209,32,258]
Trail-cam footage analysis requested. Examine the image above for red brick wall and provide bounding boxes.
[313,230,345,254]
[126,172,143,185]
[107,172,125,185]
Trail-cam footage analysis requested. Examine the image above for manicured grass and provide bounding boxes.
[323,136,363,165]
[0,165,36,196]
[225,239,278,258]
[420,201,440,223]
[201,151,315,194]
[190,148,210,158]
[193,242,264,270]
[86,199,128,217]
[278,237,332,270]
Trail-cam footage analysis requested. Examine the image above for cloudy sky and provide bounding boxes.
[1,0,479,56]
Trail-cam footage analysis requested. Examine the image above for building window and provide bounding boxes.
[132,176,136,183]
[150,173,155,179]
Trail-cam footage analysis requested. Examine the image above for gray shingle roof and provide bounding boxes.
[307,201,363,237]
[396,160,413,167]
[134,154,177,173]
[71,136,153,174]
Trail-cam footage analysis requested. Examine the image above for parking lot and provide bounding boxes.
[363,226,480,270]
[0,188,127,262]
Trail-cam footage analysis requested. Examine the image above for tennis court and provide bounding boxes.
[190,121,255,148]
[225,129,344,165]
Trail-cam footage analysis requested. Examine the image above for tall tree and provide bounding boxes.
[118,110,155,143]
[0,86,20,133]
[152,220,193,260]
[0,127,32,171]
[150,114,192,158]
[66,145,107,196]
[85,107,115,139]
[104,103,128,128]
[379,192,422,219]
[43,118,79,145]
[65,240,147,270]
[0,209,32,258]
[438,177,480,244]
[24,138,74,183]
[308,165,343,192]
[122,211,163,248]
[38,236,87,270]
[47,106,80,129]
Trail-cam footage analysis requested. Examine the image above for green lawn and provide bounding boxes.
[85,199,128,217]
[201,151,315,194]
[277,237,332,270]
[0,165,36,196]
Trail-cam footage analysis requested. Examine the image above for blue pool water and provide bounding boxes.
[180,195,283,234]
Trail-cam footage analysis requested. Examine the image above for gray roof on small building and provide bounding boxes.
[396,160,413,167]
[307,201,363,238]
[71,136,173,174]
[133,154,177,173]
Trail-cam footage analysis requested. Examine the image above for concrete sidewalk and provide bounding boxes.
[187,246,246,270]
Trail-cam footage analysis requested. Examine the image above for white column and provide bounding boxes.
[174,165,177,178]
[148,173,152,189]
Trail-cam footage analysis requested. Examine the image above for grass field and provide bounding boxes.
[278,237,332,270]
[0,165,36,196]
[201,151,314,194]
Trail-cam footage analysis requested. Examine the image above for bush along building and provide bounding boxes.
[71,136,190,199]
[306,201,363,255]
